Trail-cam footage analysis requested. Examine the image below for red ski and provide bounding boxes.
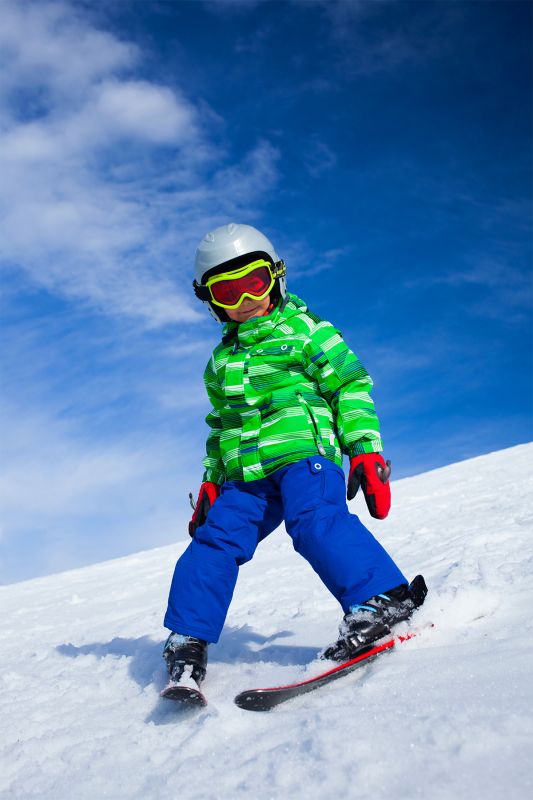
[234,631,417,711]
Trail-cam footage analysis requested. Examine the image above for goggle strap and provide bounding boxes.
[193,280,211,301]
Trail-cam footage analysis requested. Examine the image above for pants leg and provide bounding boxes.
[278,456,407,613]
[164,478,283,643]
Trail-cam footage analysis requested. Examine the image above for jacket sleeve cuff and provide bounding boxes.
[351,438,383,456]
[202,466,226,485]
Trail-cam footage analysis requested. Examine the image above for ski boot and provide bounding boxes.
[323,575,428,662]
[162,633,208,689]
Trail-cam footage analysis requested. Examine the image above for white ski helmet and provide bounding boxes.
[193,223,287,323]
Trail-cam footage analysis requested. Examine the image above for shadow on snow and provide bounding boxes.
[56,624,321,725]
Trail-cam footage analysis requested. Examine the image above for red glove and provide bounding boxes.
[347,454,392,519]
[188,482,221,537]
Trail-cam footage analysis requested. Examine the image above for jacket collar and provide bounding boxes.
[222,294,306,348]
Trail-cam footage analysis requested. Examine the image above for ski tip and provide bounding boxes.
[160,684,207,707]
[234,690,275,712]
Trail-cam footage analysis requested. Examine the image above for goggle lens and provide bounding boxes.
[209,265,273,308]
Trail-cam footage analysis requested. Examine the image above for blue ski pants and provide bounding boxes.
[164,456,407,643]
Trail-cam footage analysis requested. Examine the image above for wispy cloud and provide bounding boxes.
[314,0,461,78]
[303,138,337,178]
[0,397,203,582]
[211,140,280,212]
[0,0,280,328]
[0,302,214,583]
[205,0,268,13]
[235,22,274,54]
[403,255,532,324]
[286,241,352,279]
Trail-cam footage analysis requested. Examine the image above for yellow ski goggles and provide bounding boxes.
[200,259,285,310]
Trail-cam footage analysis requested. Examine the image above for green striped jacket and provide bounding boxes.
[202,293,383,484]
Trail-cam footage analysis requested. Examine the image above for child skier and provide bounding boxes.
[163,223,427,691]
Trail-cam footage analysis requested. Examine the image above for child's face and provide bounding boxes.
[226,294,271,323]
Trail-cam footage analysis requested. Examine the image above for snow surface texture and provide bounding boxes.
[1,443,532,800]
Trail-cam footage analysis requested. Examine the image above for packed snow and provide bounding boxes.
[1,443,532,800]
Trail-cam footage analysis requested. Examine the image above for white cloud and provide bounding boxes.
[0,0,281,328]
[80,80,199,147]
[0,0,281,582]
[1,81,199,163]
[0,0,136,97]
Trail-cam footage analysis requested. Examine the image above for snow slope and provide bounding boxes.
[1,443,532,800]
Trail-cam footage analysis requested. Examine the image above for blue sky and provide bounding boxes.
[1,0,531,584]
